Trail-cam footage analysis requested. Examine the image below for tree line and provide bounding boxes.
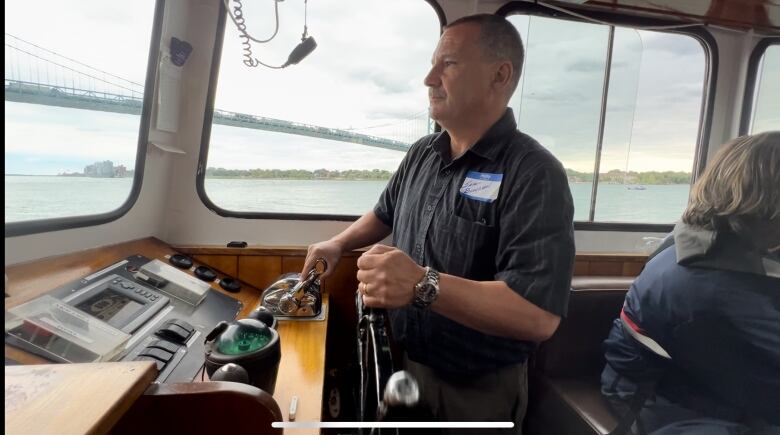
[206,167,691,185]
[206,167,395,180]
[566,168,691,185]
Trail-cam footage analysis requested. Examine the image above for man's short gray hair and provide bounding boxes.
[446,14,525,95]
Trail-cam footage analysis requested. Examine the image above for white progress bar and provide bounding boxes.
[272,422,514,429]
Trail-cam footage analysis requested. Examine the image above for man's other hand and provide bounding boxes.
[302,240,343,279]
[356,244,426,308]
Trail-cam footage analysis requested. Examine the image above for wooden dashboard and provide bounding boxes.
[4,237,328,434]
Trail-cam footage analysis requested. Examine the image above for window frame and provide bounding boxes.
[195,0,445,221]
[4,0,166,238]
[497,2,718,232]
[739,37,780,136]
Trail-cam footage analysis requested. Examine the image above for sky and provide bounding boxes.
[752,45,780,133]
[508,15,707,173]
[4,0,156,175]
[5,0,774,176]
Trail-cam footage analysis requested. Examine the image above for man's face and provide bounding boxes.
[424,23,497,126]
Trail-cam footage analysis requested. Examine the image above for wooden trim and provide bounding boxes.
[174,245,648,262]
[192,254,238,277]
[173,245,367,257]
[575,253,648,261]
[175,246,649,279]
[574,253,648,277]
[5,362,157,435]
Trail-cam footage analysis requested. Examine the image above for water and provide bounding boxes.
[5,176,134,221]
[4,176,691,224]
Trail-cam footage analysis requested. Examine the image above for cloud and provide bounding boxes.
[639,31,704,56]
[214,0,440,134]
[5,0,155,87]
[567,59,606,73]
[208,124,406,171]
[522,87,588,103]
[507,19,706,173]
[5,102,141,172]
[347,68,416,95]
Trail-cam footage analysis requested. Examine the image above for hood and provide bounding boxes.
[673,222,780,279]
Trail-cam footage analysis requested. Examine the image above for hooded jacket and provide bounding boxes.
[601,222,780,426]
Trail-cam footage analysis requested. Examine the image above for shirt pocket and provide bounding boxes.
[435,211,497,278]
[453,190,496,226]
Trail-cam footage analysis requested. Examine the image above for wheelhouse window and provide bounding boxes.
[4,1,156,225]
[747,43,780,134]
[201,0,440,217]
[506,13,707,225]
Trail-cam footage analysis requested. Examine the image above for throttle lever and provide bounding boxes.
[279,258,327,314]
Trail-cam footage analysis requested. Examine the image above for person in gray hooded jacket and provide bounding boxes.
[601,131,780,435]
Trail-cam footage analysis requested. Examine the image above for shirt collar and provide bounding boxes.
[430,108,517,163]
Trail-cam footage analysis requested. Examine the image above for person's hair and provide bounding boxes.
[446,14,525,95]
[682,131,780,241]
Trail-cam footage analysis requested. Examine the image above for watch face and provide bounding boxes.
[420,283,436,302]
[413,269,438,308]
[416,282,436,305]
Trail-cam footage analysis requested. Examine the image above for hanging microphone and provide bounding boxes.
[283,36,317,67]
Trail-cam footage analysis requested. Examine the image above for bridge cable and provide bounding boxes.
[5,43,142,95]
[5,33,144,88]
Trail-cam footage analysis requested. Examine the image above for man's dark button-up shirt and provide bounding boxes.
[374,109,575,376]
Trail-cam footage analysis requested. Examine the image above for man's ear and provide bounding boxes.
[493,61,513,91]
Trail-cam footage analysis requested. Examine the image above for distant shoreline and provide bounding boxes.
[5,171,693,185]
[4,173,133,178]
[202,177,689,185]
[204,167,692,184]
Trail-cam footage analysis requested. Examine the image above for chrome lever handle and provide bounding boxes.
[278,258,327,315]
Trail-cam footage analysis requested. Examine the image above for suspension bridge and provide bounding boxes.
[4,34,432,152]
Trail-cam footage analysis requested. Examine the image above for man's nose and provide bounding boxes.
[423,65,440,88]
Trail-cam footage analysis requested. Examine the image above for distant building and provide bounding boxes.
[114,165,127,177]
[83,160,116,178]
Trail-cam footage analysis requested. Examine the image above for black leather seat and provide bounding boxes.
[524,276,635,435]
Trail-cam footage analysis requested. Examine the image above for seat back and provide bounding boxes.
[524,276,635,435]
[533,276,635,378]
[111,381,283,435]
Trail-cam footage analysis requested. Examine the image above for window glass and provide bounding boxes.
[750,44,780,133]
[595,29,703,223]
[4,1,155,223]
[507,13,705,224]
[204,0,439,215]
[507,15,608,221]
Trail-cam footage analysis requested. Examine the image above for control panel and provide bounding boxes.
[127,319,196,377]
[5,255,243,383]
[62,274,169,334]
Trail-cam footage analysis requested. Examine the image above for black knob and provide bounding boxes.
[194,266,217,282]
[210,363,250,384]
[248,306,277,329]
[219,277,241,293]
[169,254,193,269]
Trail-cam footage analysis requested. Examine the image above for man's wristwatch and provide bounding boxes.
[413,267,440,309]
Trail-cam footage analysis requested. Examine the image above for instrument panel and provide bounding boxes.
[5,254,243,383]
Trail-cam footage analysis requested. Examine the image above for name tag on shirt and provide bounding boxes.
[459,171,503,203]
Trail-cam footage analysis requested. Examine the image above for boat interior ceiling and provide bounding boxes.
[553,0,780,33]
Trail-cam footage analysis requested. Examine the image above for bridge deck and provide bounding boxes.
[5,80,413,152]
